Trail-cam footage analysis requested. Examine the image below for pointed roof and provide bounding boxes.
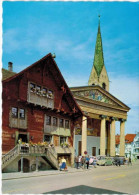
[93,16,105,77]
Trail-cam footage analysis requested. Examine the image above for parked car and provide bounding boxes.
[97,156,113,166]
[113,156,125,165]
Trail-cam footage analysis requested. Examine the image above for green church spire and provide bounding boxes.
[93,15,105,77]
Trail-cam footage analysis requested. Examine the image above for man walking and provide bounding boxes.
[86,155,90,169]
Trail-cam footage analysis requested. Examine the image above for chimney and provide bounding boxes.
[8,62,13,72]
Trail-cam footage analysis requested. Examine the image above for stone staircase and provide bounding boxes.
[2,145,59,171]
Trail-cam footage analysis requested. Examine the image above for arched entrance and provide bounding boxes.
[18,158,30,172]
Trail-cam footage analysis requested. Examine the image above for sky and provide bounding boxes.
[2,1,139,134]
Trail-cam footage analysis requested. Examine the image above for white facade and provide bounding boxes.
[131,133,139,159]
[116,133,139,159]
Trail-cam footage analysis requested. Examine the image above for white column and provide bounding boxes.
[21,157,23,173]
[100,115,107,156]
[36,156,39,171]
[120,119,126,156]
[81,116,87,156]
[110,118,116,156]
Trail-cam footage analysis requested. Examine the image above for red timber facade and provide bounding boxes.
[2,53,83,172]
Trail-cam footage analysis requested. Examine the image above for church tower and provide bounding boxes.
[88,16,109,91]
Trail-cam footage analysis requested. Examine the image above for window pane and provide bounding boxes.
[65,120,69,129]
[12,107,18,118]
[47,90,53,99]
[46,116,51,125]
[44,135,52,143]
[60,137,67,144]
[36,86,41,94]
[19,109,25,119]
[59,119,64,127]
[30,83,36,92]
[42,88,47,96]
[53,117,57,126]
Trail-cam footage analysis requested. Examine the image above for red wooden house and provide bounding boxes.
[2,53,83,172]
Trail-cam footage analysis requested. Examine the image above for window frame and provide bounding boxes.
[65,120,70,129]
[46,115,51,125]
[53,117,58,126]
[19,108,25,119]
[11,107,18,118]
[59,118,64,128]
[60,136,67,145]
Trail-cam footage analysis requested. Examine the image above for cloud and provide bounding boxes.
[3,29,20,53]
[109,73,139,107]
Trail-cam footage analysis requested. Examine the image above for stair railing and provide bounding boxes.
[46,148,59,169]
[2,145,19,167]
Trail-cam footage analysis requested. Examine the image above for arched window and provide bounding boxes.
[102,83,106,90]
[92,83,95,86]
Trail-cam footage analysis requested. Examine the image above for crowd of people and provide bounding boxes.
[74,155,97,169]
[58,155,134,171]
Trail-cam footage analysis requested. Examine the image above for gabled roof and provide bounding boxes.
[70,85,130,111]
[125,134,136,143]
[2,68,16,81]
[115,134,136,145]
[3,53,83,116]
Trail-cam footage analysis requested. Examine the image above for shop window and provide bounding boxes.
[59,119,64,128]
[65,120,69,129]
[44,135,52,143]
[47,90,53,99]
[46,116,51,125]
[60,136,67,144]
[30,83,36,93]
[12,107,18,118]
[53,117,57,126]
[19,109,25,119]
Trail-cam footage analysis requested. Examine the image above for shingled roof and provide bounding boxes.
[2,68,16,81]
[93,19,105,77]
[115,134,136,145]
[125,134,136,143]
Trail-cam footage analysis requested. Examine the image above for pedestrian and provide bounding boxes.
[79,156,82,168]
[128,157,132,166]
[81,156,86,169]
[93,157,97,168]
[60,156,67,171]
[59,157,62,171]
[75,156,79,169]
[86,155,90,169]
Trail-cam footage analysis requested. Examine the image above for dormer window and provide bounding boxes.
[102,83,106,90]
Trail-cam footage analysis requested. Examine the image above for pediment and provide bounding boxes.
[71,86,130,110]
[73,89,118,105]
